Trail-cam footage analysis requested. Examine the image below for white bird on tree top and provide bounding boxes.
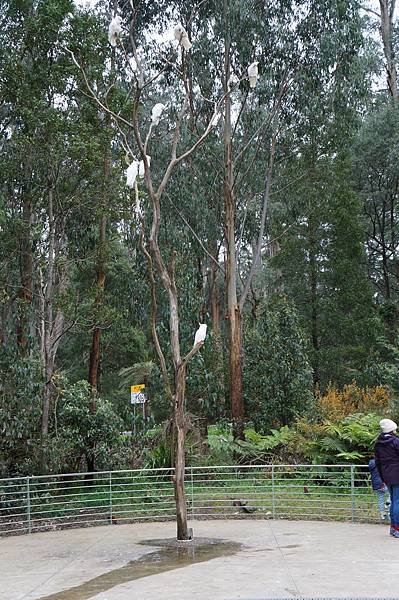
[125,160,139,188]
[174,24,192,51]
[108,15,122,47]
[151,103,166,126]
[247,61,259,88]
[194,323,207,346]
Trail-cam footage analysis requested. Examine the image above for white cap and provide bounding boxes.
[380,419,397,433]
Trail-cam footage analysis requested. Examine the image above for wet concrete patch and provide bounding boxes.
[37,538,242,600]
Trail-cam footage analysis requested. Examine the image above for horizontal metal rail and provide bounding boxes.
[0,464,385,536]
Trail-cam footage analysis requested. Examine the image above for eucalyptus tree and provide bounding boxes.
[0,0,123,472]
[0,0,78,454]
[177,0,365,437]
[69,0,231,539]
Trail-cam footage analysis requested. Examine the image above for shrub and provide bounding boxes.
[48,380,125,473]
[315,382,390,422]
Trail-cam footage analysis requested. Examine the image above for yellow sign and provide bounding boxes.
[130,384,145,393]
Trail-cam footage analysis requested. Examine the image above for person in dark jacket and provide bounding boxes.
[368,457,390,519]
[375,418,399,538]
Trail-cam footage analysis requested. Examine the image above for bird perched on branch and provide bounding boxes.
[232,499,256,514]
[138,155,151,178]
[151,103,166,126]
[108,15,122,47]
[125,160,139,188]
[194,323,207,346]
[247,61,259,88]
[174,24,192,50]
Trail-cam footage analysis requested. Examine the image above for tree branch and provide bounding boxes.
[165,193,225,273]
[239,115,279,311]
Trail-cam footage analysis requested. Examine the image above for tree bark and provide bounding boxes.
[86,151,109,476]
[308,214,320,388]
[379,1,398,101]
[17,197,33,350]
[40,183,67,472]
[173,363,189,540]
[88,212,107,395]
[41,185,56,440]
[208,240,226,414]
[223,2,245,439]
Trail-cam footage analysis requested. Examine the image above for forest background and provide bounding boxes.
[1,0,399,478]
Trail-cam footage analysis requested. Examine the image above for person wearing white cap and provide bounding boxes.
[375,418,399,538]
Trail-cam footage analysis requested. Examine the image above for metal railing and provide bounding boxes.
[0,464,384,536]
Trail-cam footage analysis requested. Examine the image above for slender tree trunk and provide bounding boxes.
[379,1,399,101]
[87,154,109,475]
[40,185,66,472]
[174,363,189,540]
[209,240,221,335]
[17,197,33,350]
[41,186,55,440]
[88,213,107,395]
[223,3,245,439]
[209,240,226,415]
[308,215,320,387]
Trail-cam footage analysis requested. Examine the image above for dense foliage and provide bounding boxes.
[1,0,399,476]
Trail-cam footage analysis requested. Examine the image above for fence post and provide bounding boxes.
[26,476,31,534]
[272,465,276,519]
[350,465,355,523]
[109,472,113,524]
[190,467,194,518]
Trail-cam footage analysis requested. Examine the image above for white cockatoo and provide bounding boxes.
[108,15,122,47]
[151,103,166,126]
[194,323,207,346]
[174,24,192,51]
[125,160,139,188]
[138,155,151,178]
[247,61,259,88]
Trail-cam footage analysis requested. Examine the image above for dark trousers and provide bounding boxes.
[388,484,399,530]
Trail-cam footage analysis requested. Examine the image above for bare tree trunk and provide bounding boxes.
[139,219,173,401]
[209,241,226,415]
[17,197,33,350]
[225,188,244,438]
[40,184,67,472]
[223,3,245,439]
[88,211,107,395]
[209,240,221,335]
[41,186,55,440]
[126,50,220,540]
[174,363,189,540]
[86,152,109,475]
[379,0,398,101]
[308,215,320,388]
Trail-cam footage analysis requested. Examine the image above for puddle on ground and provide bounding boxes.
[37,538,242,600]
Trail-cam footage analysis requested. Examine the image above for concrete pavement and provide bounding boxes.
[1,519,398,599]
